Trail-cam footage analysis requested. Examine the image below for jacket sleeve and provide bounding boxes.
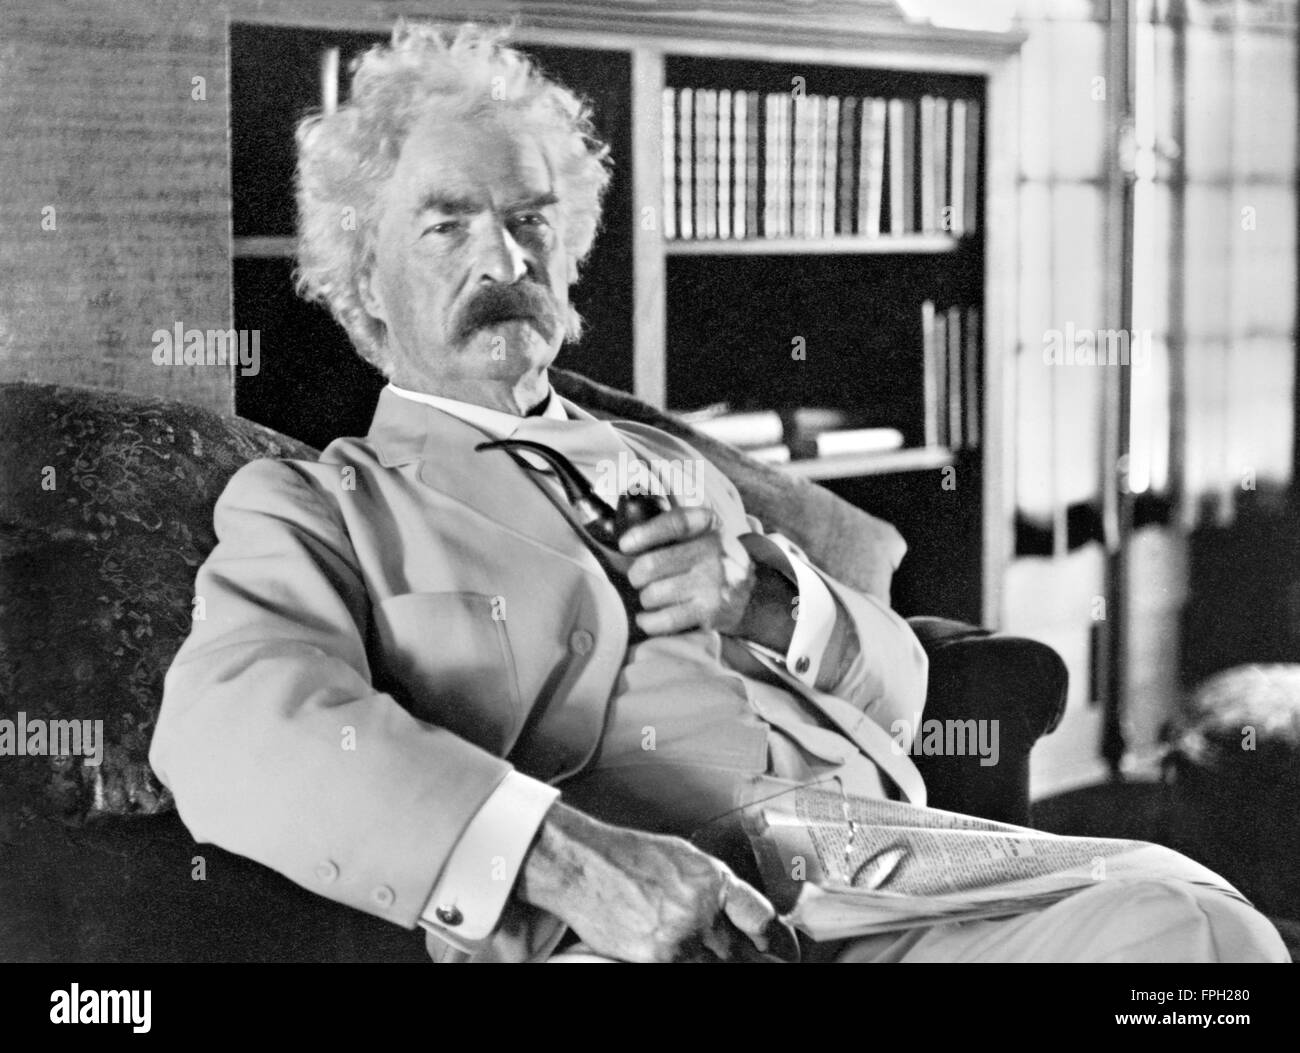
[149,458,517,929]
[743,523,929,736]
[687,454,928,738]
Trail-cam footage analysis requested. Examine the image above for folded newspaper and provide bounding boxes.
[741,784,1248,940]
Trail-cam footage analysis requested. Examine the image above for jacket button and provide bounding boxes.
[372,885,396,908]
[315,860,339,883]
[793,655,811,675]
[434,905,464,927]
[569,629,595,655]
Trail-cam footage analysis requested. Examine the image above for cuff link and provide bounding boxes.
[793,655,811,675]
[434,904,464,927]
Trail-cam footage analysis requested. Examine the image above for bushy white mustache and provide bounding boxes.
[454,282,561,343]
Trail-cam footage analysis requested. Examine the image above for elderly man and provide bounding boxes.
[150,22,1287,963]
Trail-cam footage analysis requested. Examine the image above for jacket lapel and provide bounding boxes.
[366,387,608,576]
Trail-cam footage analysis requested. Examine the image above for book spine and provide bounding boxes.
[697,89,717,239]
[887,98,904,236]
[662,88,677,241]
[949,98,967,237]
[964,100,980,234]
[718,88,732,240]
[746,92,761,237]
[919,95,935,233]
[678,87,694,239]
[934,302,948,448]
[934,97,949,235]
[815,429,905,457]
[763,93,779,237]
[921,299,939,448]
[789,407,851,436]
[860,98,887,238]
[821,96,838,238]
[732,89,747,239]
[792,93,811,239]
[900,99,916,234]
[965,305,981,448]
[947,305,962,450]
[837,96,857,234]
[709,89,721,238]
[808,95,825,237]
[689,411,785,447]
[777,94,792,237]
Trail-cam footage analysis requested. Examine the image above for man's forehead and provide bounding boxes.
[393,108,556,207]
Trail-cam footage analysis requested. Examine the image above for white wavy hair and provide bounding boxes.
[294,21,613,373]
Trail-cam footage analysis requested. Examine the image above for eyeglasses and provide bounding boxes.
[834,775,908,889]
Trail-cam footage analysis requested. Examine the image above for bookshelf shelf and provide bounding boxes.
[779,446,956,481]
[665,234,962,256]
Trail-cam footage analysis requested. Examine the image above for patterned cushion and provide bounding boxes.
[0,383,315,831]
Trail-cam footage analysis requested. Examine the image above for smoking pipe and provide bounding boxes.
[474,438,670,551]
[476,437,671,643]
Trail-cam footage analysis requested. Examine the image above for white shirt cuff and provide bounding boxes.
[419,770,560,951]
[740,532,839,688]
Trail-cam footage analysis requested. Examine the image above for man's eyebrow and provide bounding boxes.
[413,192,480,216]
[413,192,559,217]
[506,192,559,212]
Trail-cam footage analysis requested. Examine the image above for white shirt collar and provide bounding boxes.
[385,381,569,438]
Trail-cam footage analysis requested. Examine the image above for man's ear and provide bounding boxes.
[357,258,388,324]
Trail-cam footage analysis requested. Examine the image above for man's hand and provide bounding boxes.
[619,507,756,637]
[619,509,798,653]
[517,801,799,963]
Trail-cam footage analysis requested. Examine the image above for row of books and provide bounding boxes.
[662,88,981,242]
[679,405,906,465]
[923,302,981,452]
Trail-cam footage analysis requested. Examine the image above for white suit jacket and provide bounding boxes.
[150,386,928,961]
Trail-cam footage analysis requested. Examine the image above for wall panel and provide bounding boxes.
[0,0,232,410]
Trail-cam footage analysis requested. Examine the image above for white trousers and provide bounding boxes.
[550,879,1289,962]
[835,878,1290,963]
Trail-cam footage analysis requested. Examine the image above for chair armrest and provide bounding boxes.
[905,617,1068,827]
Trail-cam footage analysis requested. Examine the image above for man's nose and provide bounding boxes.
[473,219,529,285]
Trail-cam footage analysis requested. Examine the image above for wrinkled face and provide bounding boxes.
[361,107,573,389]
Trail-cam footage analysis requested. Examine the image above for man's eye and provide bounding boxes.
[423,220,460,236]
[513,212,548,228]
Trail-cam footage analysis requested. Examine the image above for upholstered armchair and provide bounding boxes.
[0,377,1066,962]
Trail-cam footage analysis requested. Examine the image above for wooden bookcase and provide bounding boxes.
[228,6,1023,627]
